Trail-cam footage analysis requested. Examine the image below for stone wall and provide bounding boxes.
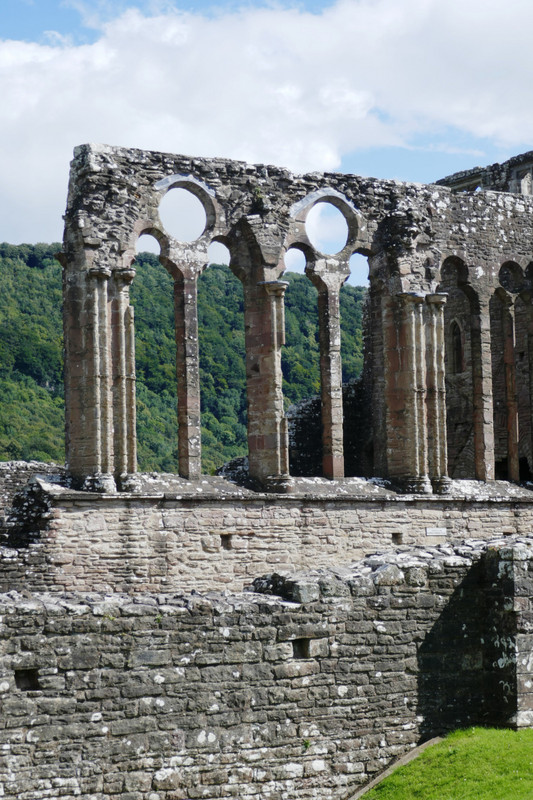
[0,539,530,800]
[2,474,533,596]
[0,462,64,519]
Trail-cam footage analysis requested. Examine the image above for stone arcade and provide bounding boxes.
[3,147,533,798]
[61,146,533,493]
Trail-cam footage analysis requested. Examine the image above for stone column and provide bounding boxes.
[502,298,520,481]
[527,308,533,477]
[385,293,431,493]
[426,293,450,491]
[125,303,137,475]
[471,298,495,480]
[313,274,346,479]
[75,266,116,492]
[174,272,202,480]
[111,268,136,482]
[245,280,290,489]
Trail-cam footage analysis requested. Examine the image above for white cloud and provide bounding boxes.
[1,0,533,243]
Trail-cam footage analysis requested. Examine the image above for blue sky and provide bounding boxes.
[1,0,531,248]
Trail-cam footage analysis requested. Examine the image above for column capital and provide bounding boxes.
[258,280,289,297]
[114,268,136,285]
[426,292,448,306]
[88,266,112,280]
[397,291,425,304]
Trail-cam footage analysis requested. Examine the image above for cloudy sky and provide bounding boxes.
[2,0,532,249]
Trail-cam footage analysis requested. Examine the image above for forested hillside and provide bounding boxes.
[0,244,366,473]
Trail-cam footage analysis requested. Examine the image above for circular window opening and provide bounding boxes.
[305,201,349,255]
[284,248,306,273]
[158,187,207,243]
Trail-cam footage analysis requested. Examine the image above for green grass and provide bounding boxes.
[363,727,533,800]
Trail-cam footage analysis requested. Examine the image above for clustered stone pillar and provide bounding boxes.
[426,294,450,490]
[86,265,115,490]
[471,298,495,481]
[384,291,449,493]
[502,299,520,482]
[245,280,290,489]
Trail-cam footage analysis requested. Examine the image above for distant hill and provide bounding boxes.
[0,244,366,473]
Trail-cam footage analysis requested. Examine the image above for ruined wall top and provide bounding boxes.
[64,143,533,296]
[437,149,533,195]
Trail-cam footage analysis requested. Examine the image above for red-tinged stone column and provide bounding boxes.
[384,293,432,493]
[312,273,346,479]
[174,272,202,480]
[70,265,117,492]
[111,268,136,483]
[125,303,137,475]
[245,279,290,490]
[471,298,495,481]
[426,293,451,492]
[502,298,520,482]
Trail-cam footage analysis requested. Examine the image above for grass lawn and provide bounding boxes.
[363,727,533,800]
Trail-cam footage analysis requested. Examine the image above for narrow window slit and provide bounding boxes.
[15,668,40,691]
[292,638,311,659]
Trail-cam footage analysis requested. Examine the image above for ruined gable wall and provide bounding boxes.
[65,144,533,290]
[63,145,533,488]
[0,541,526,800]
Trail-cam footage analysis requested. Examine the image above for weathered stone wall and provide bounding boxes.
[2,476,533,596]
[0,462,63,519]
[0,539,529,800]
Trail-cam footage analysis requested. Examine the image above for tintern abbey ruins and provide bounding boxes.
[3,146,533,798]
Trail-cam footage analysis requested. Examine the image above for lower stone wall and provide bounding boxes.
[0,540,528,800]
[2,477,533,594]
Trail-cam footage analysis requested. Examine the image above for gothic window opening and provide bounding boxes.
[198,249,247,475]
[131,234,177,472]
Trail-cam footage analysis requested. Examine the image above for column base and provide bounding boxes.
[117,473,143,493]
[431,476,453,494]
[82,473,117,494]
[391,475,433,495]
[262,474,294,494]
